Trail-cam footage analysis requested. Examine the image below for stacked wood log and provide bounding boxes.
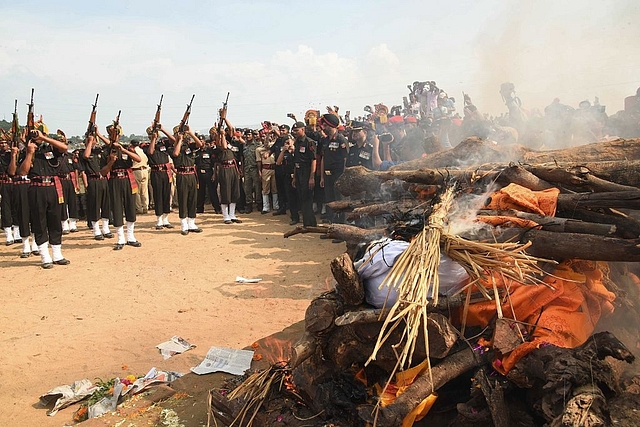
[212,138,640,427]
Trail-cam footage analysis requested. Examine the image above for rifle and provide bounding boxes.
[86,94,99,137]
[178,94,195,134]
[11,100,19,148]
[109,110,121,155]
[26,88,36,144]
[152,94,163,134]
[216,92,230,136]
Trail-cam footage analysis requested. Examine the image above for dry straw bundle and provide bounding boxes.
[367,184,553,391]
[224,363,299,427]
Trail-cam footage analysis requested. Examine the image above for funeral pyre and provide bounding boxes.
[207,138,640,427]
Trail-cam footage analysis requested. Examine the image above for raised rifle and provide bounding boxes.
[152,94,163,134]
[216,92,230,136]
[26,88,36,144]
[10,99,19,148]
[86,94,99,137]
[178,94,195,134]
[109,110,121,155]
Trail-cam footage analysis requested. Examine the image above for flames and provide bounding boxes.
[252,336,294,366]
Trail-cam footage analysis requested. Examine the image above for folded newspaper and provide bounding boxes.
[191,346,254,375]
[156,336,196,359]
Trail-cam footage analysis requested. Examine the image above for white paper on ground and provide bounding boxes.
[191,346,254,375]
[156,336,196,359]
[235,276,262,283]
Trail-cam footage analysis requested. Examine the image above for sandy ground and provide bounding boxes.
[0,208,344,426]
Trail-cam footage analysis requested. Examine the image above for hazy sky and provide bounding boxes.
[1,0,639,136]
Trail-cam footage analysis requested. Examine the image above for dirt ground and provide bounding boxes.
[0,207,344,426]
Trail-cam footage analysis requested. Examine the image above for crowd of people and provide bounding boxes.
[2,82,640,268]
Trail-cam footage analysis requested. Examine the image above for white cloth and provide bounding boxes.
[354,238,469,308]
[126,221,136,242]
[39,242,52,264]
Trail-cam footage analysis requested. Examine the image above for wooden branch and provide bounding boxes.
[289,332,317,370]
[478,209,617,236]
[304,292,343,336]
[331,253,364,306]
[284,223,388,243]
[522,138,640,164]
[494,228,640,262]
[557,191,640,210]
[476,367,510,427]
[525,165,639,192]
[345,199,425,221]
[358,347,493,427]
[326,199,370,212]
[496,164,555,191]
[336,165,494,196]
[556,207,640,239]
[334,293,490,327]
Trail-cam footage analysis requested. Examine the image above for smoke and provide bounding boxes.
[471,1,640,116]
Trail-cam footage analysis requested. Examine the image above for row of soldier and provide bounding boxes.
[1,102,411,268]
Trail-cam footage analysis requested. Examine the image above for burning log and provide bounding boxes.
[357,347,494,427]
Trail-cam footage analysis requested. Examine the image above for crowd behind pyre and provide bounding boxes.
[1,81,640,268]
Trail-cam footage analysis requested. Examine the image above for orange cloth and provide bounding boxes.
[485,183,560,216]
[376,358,438,425]
[460,260,615,374]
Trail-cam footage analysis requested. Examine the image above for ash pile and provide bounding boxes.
[209,137,640,427]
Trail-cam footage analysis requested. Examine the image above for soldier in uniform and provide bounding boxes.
[257,131,279,214]
[346,121,374,169]
[17,130,70,268]
[268,124,290,216]
[82,131,113,240]
[172,125,203,235]
[99,123,142,250]
[241,129,261,214]
[196,132,221,214]
[228,130,246,214]
[1,138,16,245]
[147,125,175,230]
[318,113,348,225]
[275,134,299,225]
[58,148,80,234]
[10,143,39,257]
[291,121,317,227]
[215,112,242,224]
